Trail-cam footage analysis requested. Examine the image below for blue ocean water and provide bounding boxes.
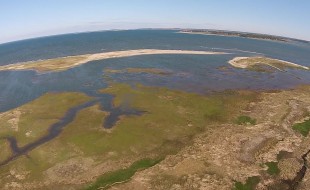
[0,30,309,112]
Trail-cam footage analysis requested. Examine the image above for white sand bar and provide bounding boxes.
[0,49,228,73]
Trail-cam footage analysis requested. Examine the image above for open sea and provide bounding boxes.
[0,29,309,112]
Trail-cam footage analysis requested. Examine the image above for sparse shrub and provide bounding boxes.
[292,119,310,137]
[266,162,280,175]
[235,116,256,125]
[233,176,260,190]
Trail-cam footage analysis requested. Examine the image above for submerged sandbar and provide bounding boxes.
[0,49,227,73]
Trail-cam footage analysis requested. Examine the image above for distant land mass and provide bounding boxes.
[180,29,310,43]
[1,30,310,190]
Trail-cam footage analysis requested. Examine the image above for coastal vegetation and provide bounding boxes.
[180,29,291,42]
[0,140,11,163]
[235,115,256,125]
[292,119,310,137]
[265,162,280,175]
[0,92,91,147]
[0,83,258,189]
[0,56,88,72]
[228,57,309,72]
[233,176,260,190]
[1,83,309,189]
[84,158,163,190]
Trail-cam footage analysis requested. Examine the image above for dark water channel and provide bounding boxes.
[285,149,310,190]
[0,91,144,166]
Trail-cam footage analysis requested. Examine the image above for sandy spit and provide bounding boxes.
[0,49,228,73]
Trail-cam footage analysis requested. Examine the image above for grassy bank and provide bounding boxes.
[0,83,258,189]
[84,158,163,190]
[0,92,92,147]
[234,176,260,190]
[235,115,256,125]
[265,162,280,175]
[293,119,310,137]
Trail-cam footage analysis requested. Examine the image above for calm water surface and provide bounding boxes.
[0,30,309,112]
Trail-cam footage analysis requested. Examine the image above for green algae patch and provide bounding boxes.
[233,176,260,190]
[0,92,92,147]
[293,119,310,137]
[84,158,163,190]
[265,162,280,175]
[235,116,256,125]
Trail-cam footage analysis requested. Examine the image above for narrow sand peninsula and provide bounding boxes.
[0,49,227,73]
[228,57,309,71]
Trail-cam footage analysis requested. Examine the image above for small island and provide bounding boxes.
[228,56,309,72]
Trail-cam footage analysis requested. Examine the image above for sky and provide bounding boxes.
[1,0,310,43]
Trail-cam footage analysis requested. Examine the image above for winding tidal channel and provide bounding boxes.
[286,149,310,190]
[0,91,144,167]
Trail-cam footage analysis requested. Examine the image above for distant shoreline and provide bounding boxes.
[179,30,310,44]
[178,31,284,43]
[179,31,289,43]
[1,29,309,46]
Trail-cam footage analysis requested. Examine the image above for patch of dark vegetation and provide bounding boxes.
[248,64,276,73]
[266,162,280,175]
[292,119,310,137]
[233,176,260,190]
[84,158,163,190]
[204,105,226,122]
[235,116,256,125]
[267,182,289,190]
[277,150,293,160]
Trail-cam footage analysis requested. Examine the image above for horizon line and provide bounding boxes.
[0,28,309,46]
